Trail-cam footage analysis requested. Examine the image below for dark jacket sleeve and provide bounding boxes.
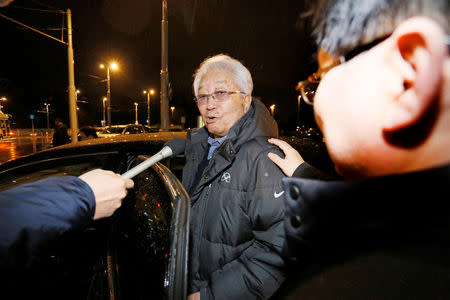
[201,148,286,300]
[0,176,95,265]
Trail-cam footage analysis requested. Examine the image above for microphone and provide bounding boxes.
[121,137,186,179]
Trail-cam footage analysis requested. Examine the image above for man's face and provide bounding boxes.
[314,38,402,178]
[197,69,251,139]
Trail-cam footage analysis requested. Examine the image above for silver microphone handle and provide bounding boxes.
[121,146,173,179]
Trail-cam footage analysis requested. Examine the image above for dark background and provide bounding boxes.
[0,0,318,132]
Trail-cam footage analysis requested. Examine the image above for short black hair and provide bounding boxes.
[311,0,448,56]
[78,126,98,138]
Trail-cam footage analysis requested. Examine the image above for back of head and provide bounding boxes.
[79,126,98,139]
[305,0,449,179]
[312,0,448,56]
[192,54,253,96]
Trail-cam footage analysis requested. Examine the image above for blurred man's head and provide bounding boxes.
[54,118,63,126]
[305,0,449,179]
[193,54,253,139]
[78,126,98,141]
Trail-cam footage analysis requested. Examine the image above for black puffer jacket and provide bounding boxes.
[182,99,286,299]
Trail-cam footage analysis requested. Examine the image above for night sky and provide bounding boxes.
[0,0,318,132]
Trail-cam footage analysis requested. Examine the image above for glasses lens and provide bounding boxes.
[301,80,319,105]
[213,91,230,101]
[195,95,207,103]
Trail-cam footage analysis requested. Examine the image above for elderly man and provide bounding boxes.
[268,0,450,297]
[183,54,286,299]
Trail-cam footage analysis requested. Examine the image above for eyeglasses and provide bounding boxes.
[298,36,390,106]
[194,90,246,104]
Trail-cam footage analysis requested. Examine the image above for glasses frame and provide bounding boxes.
[299,35,395,106]
[194,90,246,104]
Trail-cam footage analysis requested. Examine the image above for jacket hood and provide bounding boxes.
[226,97,278,150]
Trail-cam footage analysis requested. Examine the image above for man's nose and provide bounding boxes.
[206,96,216,109]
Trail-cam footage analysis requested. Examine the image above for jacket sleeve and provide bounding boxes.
[0,176,95,265]
[201,148,286,300]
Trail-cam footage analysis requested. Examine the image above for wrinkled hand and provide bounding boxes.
[267,138,305,177]
[188,292,200,300]
[79,169,134,220]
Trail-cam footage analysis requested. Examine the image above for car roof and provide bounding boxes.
[0,132,186,171]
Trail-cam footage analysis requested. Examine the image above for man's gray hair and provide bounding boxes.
[193,54,253,96]
[312,0,449,56]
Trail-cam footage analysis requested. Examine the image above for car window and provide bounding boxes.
[124,126,144,135]
[1,152,176,299]
[112,156,173,299]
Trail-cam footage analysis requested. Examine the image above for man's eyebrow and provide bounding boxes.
[198,80,228,91]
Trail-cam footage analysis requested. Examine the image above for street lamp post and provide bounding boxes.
[102,97,107,126]
[44,103,50,130]
[143,89,155,125]
[100,62,118,126]
[134,102,139,124]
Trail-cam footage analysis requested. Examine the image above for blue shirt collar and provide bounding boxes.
[207,135,227,160]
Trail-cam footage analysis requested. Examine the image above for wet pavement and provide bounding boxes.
[0,135,53,164]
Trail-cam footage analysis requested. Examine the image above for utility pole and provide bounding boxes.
[66,9,78,143]
[0,10,79,143]
[160,0,169,131]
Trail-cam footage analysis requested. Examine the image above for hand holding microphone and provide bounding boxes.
[121,137,186,179]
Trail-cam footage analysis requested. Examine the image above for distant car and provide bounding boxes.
[144,125,161,133]
[97,124,147,138]
[0,133,189,299]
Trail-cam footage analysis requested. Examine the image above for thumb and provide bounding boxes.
[124,178,134,189]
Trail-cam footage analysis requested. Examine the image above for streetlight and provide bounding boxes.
[143,89,155,125]
[75,89,81,107]
[102,97,107,126]
[44,103,50,130]
[99,61,119,126]
[270,104,275,116]
[170,106,175,123]
[134,102,139,124]
[0,97,6,113]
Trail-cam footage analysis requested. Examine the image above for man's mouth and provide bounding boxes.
[206,116,218,123]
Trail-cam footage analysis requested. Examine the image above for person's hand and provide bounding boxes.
[267,138,305,177]
[188,292,200,300]
[79,169,134,220]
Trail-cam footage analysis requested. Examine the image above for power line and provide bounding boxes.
[30,0,64,13]
[8,5,63,14]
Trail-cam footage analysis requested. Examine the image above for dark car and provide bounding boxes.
[0,132,189,300]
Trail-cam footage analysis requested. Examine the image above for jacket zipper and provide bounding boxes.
[194,183,212,279]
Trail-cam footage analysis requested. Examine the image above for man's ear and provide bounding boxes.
[382,17,447,132]
[243,94,252,112]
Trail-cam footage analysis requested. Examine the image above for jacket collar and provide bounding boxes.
[283,163,450,207]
